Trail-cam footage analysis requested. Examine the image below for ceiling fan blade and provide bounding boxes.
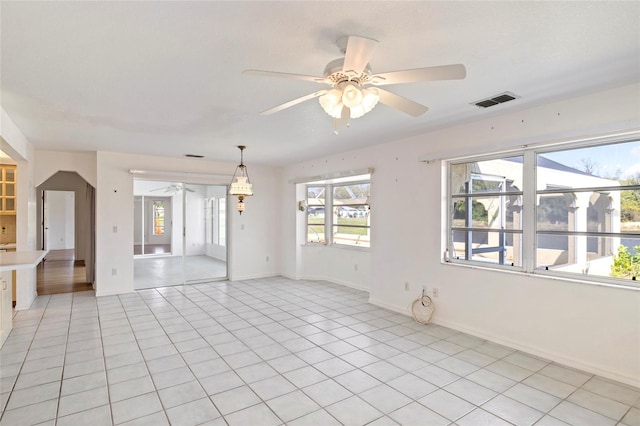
[342,36,378,74]
[260,90,327,115]
[377,88,429,117]
[243,69,326,84]
[370,64,466,86]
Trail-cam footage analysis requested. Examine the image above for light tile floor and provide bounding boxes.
[1,277,638,426]
[134,255,227,289]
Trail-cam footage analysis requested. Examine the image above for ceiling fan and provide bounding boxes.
[150,183,195,194]
[244,35,466,129]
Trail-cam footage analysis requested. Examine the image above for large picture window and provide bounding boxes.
[447,137,640,287]
[306,178,371,247]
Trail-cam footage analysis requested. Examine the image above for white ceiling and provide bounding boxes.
[1,1,639,167]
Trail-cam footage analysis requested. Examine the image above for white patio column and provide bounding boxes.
[568,193,591,270]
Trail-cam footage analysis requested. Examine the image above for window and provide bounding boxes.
[332,183,371,246]
[152,200,165,235]
[447,137,640,287]
[306,178,371,247]
[307,185,326,244]
[450,157,523,266]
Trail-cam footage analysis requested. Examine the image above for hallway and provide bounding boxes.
[37,249,93,295]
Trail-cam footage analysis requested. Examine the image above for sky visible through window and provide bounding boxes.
[542,140,640,179]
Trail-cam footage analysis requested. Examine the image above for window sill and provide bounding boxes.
[302,243,370,252]
[441,260,640,291]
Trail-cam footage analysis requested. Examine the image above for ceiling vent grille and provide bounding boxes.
[472,92,519,108]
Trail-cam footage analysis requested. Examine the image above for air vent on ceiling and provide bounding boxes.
[472,92,519,108]
[185,154,204,158]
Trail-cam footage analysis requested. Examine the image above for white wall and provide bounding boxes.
[300,245,370,291]
[227,163,282,281]
[34,150,97,188]
[280,83,640,386]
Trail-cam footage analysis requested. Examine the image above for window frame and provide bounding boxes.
[305,178,371,248]
[448,153,526,271]
[445,134,640,290]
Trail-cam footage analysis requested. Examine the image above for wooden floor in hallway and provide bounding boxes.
[37,249,93,295]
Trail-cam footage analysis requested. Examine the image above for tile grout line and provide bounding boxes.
[0,294,53,423]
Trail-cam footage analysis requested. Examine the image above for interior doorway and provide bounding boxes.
[37,172,95,295]
[133,180,228,289]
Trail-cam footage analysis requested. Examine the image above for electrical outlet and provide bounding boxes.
[433,288,439,297]
[111,268,117,276]
[354,264,358,271]
[404,281,410,291]
[112,225,118,233]
[266,256,269,262]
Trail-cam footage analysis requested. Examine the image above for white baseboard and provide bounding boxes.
[229,272,280,282]
[96,288,134,297]
[301,274,369,292]
[280,272,300,281]
[369,298,639,388]
[368,297,412,316]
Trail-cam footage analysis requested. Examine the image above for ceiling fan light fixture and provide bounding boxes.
[361,87,380,111]
[319,89,344,118]
[349,104,365,119]
[341,83,363,108]
[245,35,466,126]
[349,87,380,118]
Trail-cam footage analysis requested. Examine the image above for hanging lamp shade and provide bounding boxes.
[229,145,253,214]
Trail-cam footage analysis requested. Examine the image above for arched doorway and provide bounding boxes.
[36,171,95,294]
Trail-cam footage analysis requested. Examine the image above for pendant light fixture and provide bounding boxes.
[229,145,253,214]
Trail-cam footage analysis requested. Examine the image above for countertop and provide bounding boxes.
[0,250,47,271]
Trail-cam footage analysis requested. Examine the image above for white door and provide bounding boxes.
[43,190,75,251]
